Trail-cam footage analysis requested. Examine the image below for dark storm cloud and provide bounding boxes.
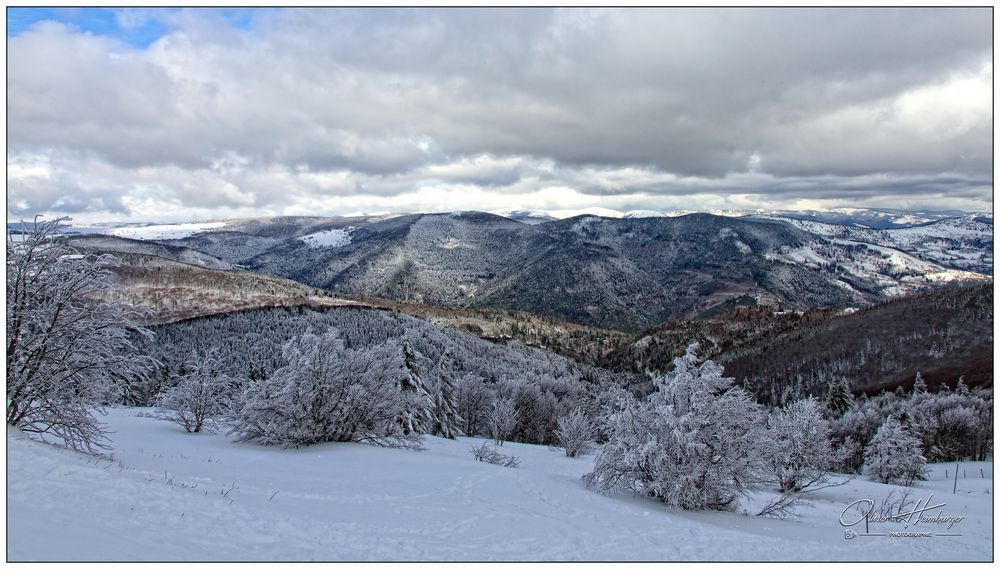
[6,8,992,221]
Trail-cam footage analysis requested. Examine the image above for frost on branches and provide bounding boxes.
[763,398,838,493]
[585,343,766,511]
[231,330,424,449]
[155,350,233,433]
[6,217,153,452]
[487,397,519,446]
[555,407,596,458]
[863,415,928,486]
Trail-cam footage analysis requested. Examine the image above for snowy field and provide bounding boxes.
[106,222,228,240]
[297,228,353,248]
[8,408,993,562]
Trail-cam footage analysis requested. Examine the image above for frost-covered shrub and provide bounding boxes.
[585,344,766,511]
[863,416,927,486]
[487,397,519,446]
[555,407,596,458]
[763,398,836,493]
[231,330,424,448]
[155,351,233,433]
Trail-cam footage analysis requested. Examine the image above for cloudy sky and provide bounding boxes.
[7,7,993,223]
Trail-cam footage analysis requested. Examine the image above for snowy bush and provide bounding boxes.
[155,351,233,433]
[555,407,596,458]
[487,397,519,446]
[763,398,837,493]
[585,344,766,511]
[863,416,928,486]
[6,217,153,452]
[470,441,520,468]
[231,330,424,448]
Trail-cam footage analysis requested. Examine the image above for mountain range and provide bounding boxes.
[50,209,990,331]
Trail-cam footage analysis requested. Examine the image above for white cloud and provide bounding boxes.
[6,8,993,222]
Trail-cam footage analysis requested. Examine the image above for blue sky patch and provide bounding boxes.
[6,7,261,49]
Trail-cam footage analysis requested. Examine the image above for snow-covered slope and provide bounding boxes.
[765,238,988,297]
[297,227,354,248]
[8,411,992,561]
[758,215,993,275]
[105,222,229,240]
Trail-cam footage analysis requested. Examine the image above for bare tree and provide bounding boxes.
[486,397,519,446]
[7,217,153,452]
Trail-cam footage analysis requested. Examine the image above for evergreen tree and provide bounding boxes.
[956,376,970,396]
[824,377,854,417]
[912,371,927,395]
[431,352,464,439]
[398,340,435,435]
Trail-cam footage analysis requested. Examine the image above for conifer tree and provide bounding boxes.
[431,352,464,439]
[824,377,854,417]
[398,340,434,435]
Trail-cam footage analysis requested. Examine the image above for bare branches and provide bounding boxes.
[471,441,520,468]
[7,217,154,453]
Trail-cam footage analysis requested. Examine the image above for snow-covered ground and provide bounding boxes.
[297,227,353,248]
[8,409,993,561]
[106,222,228,240]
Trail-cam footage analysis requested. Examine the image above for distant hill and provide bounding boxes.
[604,283,993,402]
[94,211,988,331]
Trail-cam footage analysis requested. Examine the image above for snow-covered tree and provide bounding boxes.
[231,330,423,448]
[763,398,836,493]
[456,374,494,437]
[912,372,928,395]
[863,415,927,486]
[555,407,596,457]
[430,352,464,439]
[824,376,853,417]
[956,376,970,396]
[585,343,766,511]
[397,340,435,435]
[6,217,153,452]
[487,397,519,446]
[155,350,232,433]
